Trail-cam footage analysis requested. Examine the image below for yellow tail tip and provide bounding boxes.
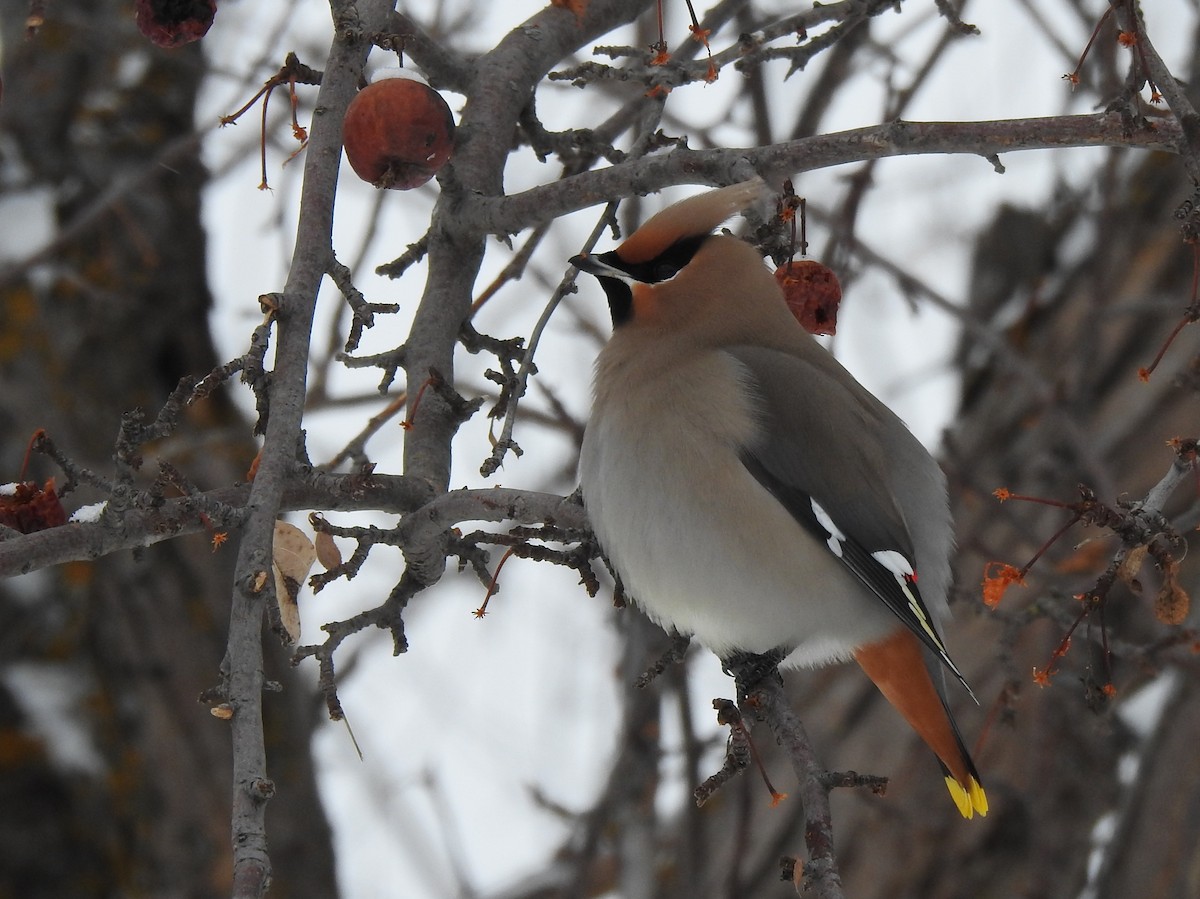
[945,775,989,819]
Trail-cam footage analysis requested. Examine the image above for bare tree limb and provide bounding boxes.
[462,113,1182,236]
[402,0,654,492]
[222,2,387,893]
[1115,0,1200,180]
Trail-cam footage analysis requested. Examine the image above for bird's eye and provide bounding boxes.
[643,235,708,282]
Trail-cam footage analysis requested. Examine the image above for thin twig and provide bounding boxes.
[478,204,617,477]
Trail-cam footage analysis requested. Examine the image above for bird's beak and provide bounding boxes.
[570,253,630,281]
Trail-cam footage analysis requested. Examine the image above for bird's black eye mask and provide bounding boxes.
[594,234,709,327]
[603,234,709,284]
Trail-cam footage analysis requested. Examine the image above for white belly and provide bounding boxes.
[579,347,896,668]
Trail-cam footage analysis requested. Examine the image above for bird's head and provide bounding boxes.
[571,180,784,337]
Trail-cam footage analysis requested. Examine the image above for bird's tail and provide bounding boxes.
[854,628,988,819]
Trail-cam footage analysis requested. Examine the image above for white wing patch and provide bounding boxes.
[872,548,946,653]
[854,539,976,701]
[810,499,846,557]
[871,549,914,578]
[868,550,976,702]
[747,462,978,701]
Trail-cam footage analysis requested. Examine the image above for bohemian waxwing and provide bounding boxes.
[572,179,987,819]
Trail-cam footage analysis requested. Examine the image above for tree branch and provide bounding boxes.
[0,474,434,576]
[222,2,385,893]
[1115,0,1200,180]
[750,676,846,898]
[397,487,588,587]
[401,0,654,491]
[463,113,1181,236]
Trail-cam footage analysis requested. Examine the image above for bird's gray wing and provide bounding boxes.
[726,344,969,692]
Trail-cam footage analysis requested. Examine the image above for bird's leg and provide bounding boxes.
[699,665,791,808]
[722,647,787,703]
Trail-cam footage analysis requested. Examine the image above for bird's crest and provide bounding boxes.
[616,178,769,265]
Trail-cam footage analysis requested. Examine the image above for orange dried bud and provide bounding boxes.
[211,532,229,551]
[1138,367,1151,382]
[982,561,1025,608]
[993,487,1012,501]
[769,791,788,807]
[1063,72,1080,89]
[1117,31,1136,48]
[1102,683,1118,698]
[1032,667,1053,687]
